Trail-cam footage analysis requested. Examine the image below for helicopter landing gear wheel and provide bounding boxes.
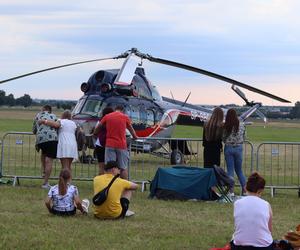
[170,149,184,165]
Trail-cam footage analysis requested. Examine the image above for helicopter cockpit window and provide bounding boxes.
[72,98,86,115]
[80,99,102,117]
[140,108,147,124]
[124,106,131,116]
[133,75,152,99]
[155,110,163,124]
[146,110,154,126]
[130,106,139,124]
[151,85,162,101]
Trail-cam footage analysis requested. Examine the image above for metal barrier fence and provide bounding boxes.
[129,137,254,183]
[0,132,99,184]
[0,132,253,186]
[1,132,299,196]
[256,142,300,196]
[0,132,300,196]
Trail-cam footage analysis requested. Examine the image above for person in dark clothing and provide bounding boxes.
[94,107,114,175]
[202,107,224,167]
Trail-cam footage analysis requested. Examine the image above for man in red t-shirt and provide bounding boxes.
[94,105,138,179]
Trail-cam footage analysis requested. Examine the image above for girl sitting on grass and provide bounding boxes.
[45,168,89,216]
[231,172,273,250]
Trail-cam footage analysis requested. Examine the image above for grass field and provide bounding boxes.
[0,107,300,249]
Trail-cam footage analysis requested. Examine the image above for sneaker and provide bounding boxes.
[125,210,135,217]
[229,192,235,197]
[82,199,90,213]
[41,183,51,189]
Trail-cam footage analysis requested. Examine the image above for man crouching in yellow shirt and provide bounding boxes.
[93,161,138,219]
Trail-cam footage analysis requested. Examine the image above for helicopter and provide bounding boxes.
[0,48,290,164]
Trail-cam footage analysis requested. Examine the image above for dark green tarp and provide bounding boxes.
[149,166,217,201]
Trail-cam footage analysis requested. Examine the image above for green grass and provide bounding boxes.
[0,180,299,250]
[0,119,33,135]
[1,108,300,249]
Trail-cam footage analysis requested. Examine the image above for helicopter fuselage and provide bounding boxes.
[71,67,210,151]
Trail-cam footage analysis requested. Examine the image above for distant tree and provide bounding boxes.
[16,94,32,107]
[61,103,72,110]
[289,101,300,119]
[0,90,6,105]
[266,112,282,119]
[5,94,15,106]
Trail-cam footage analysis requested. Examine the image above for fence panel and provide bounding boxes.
[256,142,300,187]
[1,133,254,186]
[129,138,254,183]
[0,132,99,181]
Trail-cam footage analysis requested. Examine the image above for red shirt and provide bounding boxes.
[100,111,131,149]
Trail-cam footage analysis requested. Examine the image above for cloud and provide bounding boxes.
[0,0,300,106]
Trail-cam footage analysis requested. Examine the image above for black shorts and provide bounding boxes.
[230,241,274,250]
[38,141,58,159]
[51,208,76,216]
[94,145,105,163]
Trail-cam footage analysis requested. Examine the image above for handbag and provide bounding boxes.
[93,174,120,206]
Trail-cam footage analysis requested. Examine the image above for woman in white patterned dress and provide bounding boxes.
[39,110,78,170]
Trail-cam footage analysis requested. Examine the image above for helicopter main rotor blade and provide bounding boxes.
[0,57,116,85]
[147,56,290,103]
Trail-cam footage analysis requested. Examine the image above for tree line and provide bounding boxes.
[0,90,76,110]
[1,89,300,119]
[222,102,300,119]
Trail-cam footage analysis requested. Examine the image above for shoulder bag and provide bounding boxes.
[92,174,120,206]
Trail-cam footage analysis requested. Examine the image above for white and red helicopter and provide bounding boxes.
[0,48,290,163]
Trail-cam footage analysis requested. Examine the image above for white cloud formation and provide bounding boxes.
[0,0,300,105]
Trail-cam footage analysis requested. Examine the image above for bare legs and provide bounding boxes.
[60,158,73,170]
[122,189,133,200]
[41,154,46,177]
[43,157,53,185]
[42,158,73,187]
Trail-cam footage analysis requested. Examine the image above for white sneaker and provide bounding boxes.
[125,210,135,217]
[82,199,90,213]
[41,183,51,189]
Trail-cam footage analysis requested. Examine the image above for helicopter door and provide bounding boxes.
[114,54,140,86]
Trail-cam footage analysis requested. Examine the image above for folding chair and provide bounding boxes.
[212,165,235,203]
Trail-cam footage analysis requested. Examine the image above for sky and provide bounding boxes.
[0,0,299,106]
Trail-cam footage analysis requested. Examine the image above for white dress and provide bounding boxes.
[56,119,78,160]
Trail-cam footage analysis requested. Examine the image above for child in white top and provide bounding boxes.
[45,168,88,216]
